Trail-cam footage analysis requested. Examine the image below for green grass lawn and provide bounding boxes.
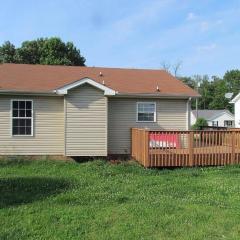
[0,159,240,240]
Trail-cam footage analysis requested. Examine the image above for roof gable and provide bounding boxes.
[56,78,115,95]
[230,93,240,103]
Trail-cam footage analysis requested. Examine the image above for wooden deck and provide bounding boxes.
[132,128,240,167]
[149,146,240,167]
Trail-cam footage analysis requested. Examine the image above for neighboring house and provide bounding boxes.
[230,93,240,128]
[191,110,235,127]
[0,63,199,157]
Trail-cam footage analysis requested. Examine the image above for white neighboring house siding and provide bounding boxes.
[190,112,197,126]
[233,98,240,128]
[207,113,234,127]
[65,84,107,156]
[230,93,240,128]
[0,95,64,155]
[108,98,188,154]
[190,112,234,127]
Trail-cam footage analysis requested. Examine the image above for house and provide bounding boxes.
[0,63,199,157]
[191,109,235,127]
[230,93,240,128]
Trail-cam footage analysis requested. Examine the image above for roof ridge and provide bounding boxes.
[1,63,167,72]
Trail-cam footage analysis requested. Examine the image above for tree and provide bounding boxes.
[0,41,16,63]
[160,61,171,73]
[0,37,86,66]
[15,39,43,64]
[197,76,214,110]
[180,75,213,109]
[191,118,208,130]
[223,70,240,97]
[208,78,230,110]
[179,76,196,89]
[160,61,182,77]
[172,61,182,77]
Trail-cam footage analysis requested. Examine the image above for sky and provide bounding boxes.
[0,0,240,77]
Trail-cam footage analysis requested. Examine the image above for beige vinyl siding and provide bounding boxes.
[65,84,107,156]
[108,98,188,154]
[0,95,64,155]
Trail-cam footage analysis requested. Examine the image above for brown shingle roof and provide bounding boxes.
[0,63,199,97]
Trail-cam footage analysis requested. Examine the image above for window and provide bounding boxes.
[224,120,234,127]
[137,102,156,122]
[11,100,33,136]
[212,121,218,127]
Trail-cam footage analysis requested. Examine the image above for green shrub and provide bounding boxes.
[192,117,208,130]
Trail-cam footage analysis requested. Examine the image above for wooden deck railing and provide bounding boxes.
[131,128,240,167]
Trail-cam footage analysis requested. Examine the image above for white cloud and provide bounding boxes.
[216,19,223,25]
[115,2,165,29]
[186,12,196,21]
[200,21,209,32]
[110,0,175,41]
[199,19,223,32]
[197,43,217,52]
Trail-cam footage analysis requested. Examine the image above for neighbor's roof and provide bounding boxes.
[230,92,240,103]
[0,63,199,97]
[191,109,234,120]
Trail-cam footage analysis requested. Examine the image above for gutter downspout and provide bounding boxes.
[187,97,192,130]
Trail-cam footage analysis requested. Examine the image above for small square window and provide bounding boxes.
[224,120,234,127]
[212,121,218,127]
[137,102,156,122]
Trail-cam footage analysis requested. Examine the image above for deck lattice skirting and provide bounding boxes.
[131,128,240,167]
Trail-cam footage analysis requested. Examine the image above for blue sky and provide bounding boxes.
[0,0,240,76]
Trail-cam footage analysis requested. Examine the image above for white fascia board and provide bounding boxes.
[230,93,240,103]
[55,77,116,96]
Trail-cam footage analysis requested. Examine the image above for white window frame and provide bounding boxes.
[224,120,233,127]
[11,99,34,137]
[212,121,218,127]
[136,102,156,123]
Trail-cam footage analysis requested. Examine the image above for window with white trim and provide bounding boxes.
[224,120,234,127]
[12,100,33,136]
[212,121,218,127]
[137,102,156,122]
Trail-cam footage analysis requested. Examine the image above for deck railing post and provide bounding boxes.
[131,128,134,157]
[231,130,236,164]
[136,129,140,162]
[188,131,194,166]
[131,128,135,158]
[143,129,150,167]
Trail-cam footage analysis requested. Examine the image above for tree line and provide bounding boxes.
[180,72,240,112]
[160,61,240,113]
